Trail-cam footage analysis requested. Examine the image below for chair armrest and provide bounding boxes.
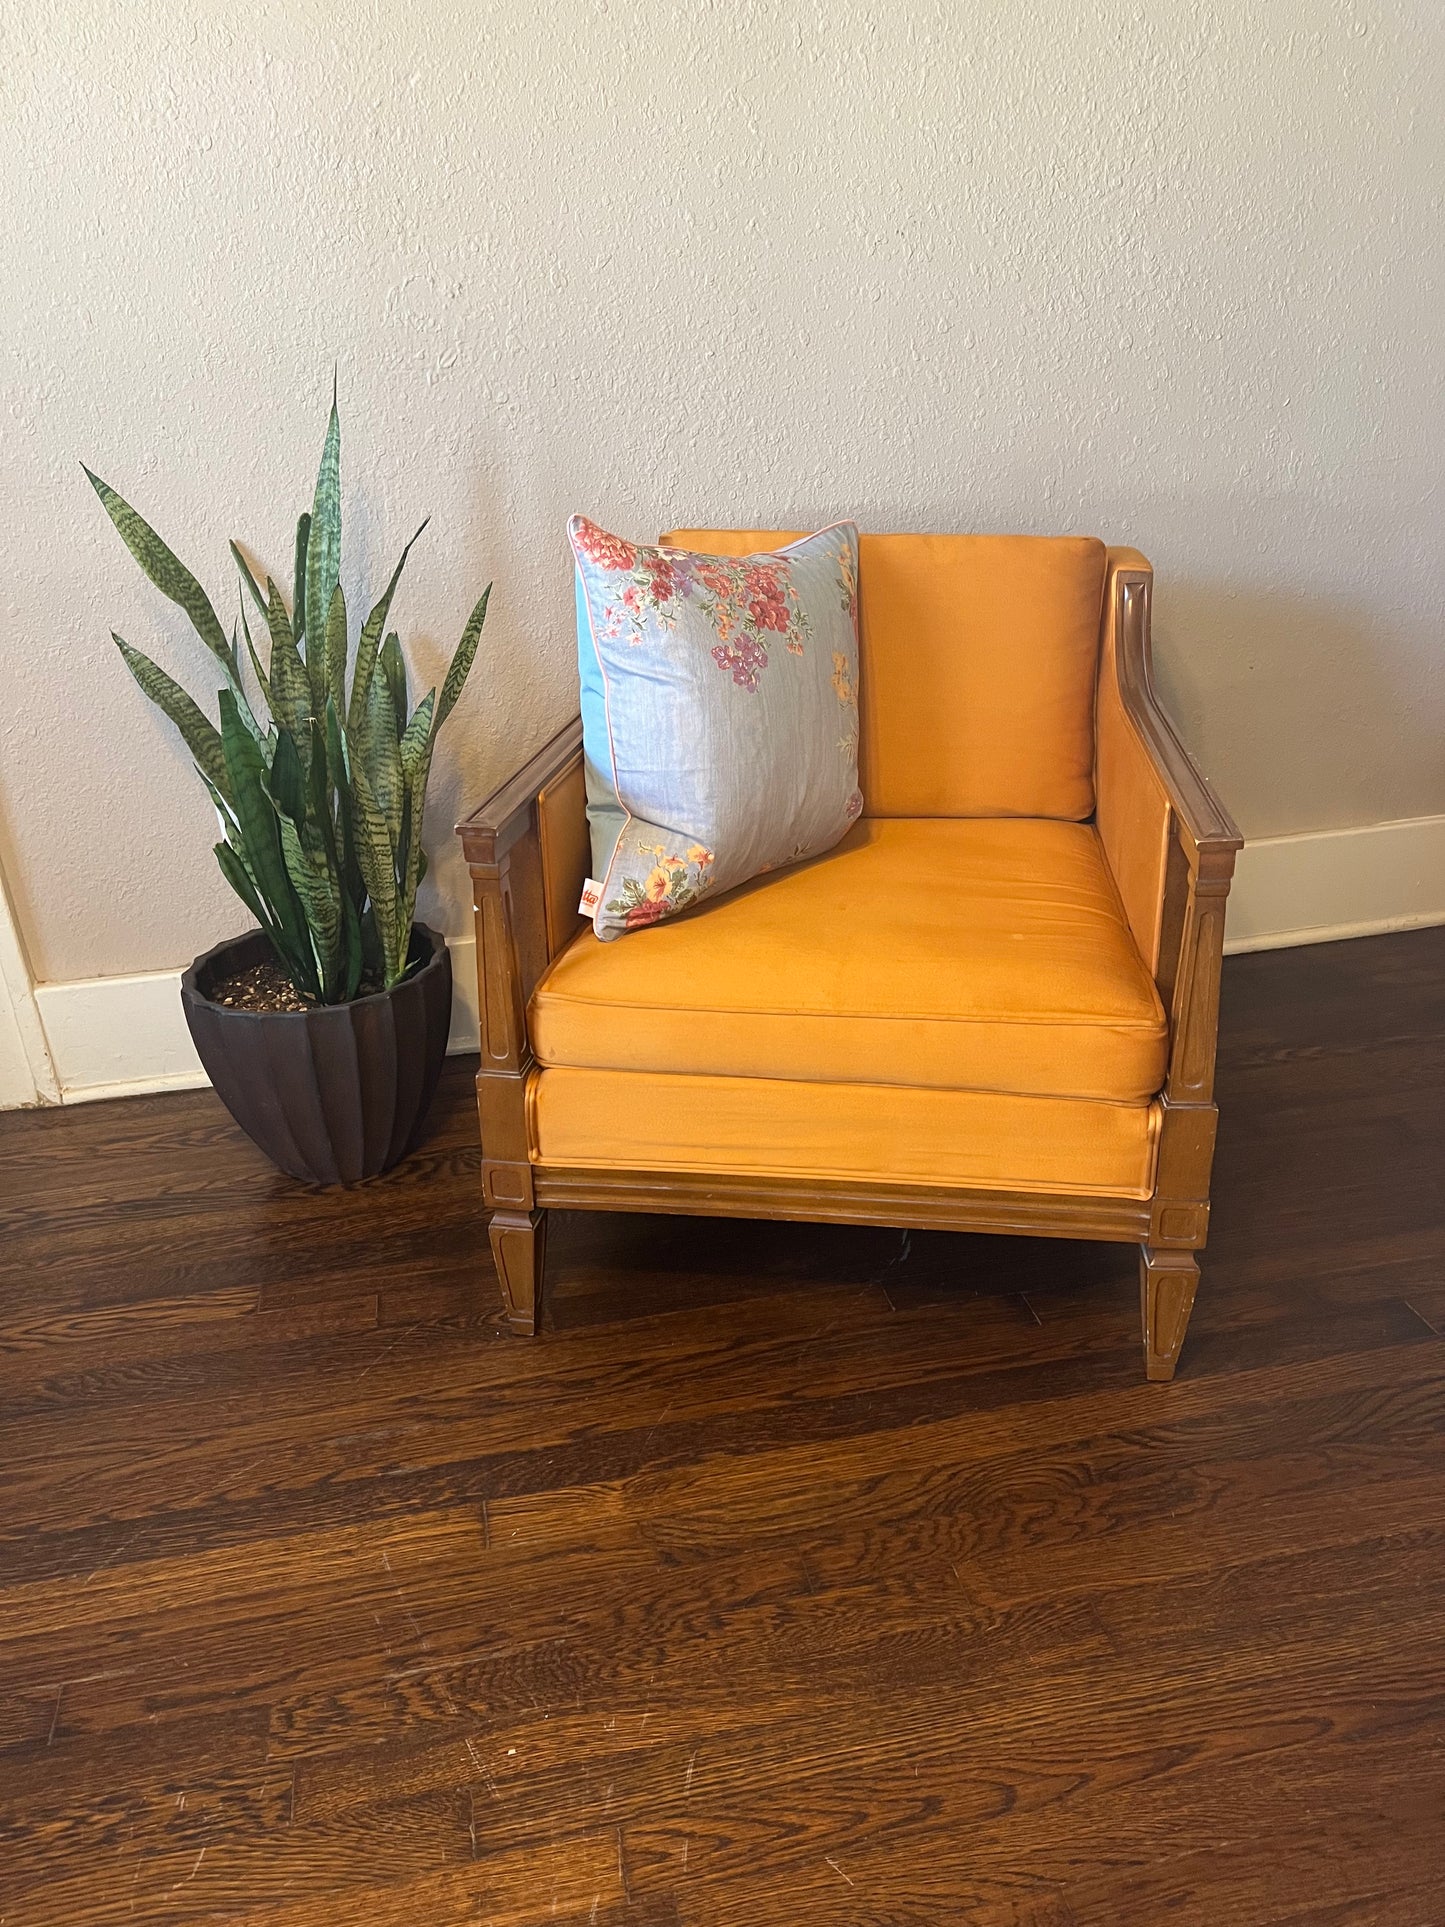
[1096,552,1241,973]
[455,718,587,1109]
[1095,551,1242,1127]
[1102,553,1241,862]
[456,719,589,1214]
[456,715,585,865]
[456,714,589,967]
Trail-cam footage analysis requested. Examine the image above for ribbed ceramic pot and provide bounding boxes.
[181,925,452,1186]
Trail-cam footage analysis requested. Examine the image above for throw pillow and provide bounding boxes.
[571,518,863,940]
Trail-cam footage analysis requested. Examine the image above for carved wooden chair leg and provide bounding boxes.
[489,1208,547,1336]
[1139,1243,1200,1381]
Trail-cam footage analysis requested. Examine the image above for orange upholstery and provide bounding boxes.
[531,817,1167,1104]
[666,530,1107,819]
[529,1067,1160,1198]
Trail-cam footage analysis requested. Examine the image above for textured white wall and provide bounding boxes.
[1,0,1440,982]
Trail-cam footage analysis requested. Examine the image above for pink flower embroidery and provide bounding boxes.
[711,634,769,690]
[577,521,843,690]
[573,518,638,572]
[577,522,688,646]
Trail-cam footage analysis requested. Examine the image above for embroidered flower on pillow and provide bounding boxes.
[606,842,716,931]
[572,517,813,690]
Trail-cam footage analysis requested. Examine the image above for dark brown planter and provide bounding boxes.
[181,925,453,1186]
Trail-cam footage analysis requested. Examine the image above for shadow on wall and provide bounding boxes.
[1150,581,1444,840]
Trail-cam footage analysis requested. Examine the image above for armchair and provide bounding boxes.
[457,535,1240,1378]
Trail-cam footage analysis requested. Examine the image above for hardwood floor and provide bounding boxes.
[1,927,1442,1926]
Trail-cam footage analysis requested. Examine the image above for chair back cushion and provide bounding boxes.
[665,531,1107,818]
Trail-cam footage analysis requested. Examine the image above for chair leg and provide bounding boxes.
[489,1208,547,1336]
[1139,1243,1200,1381]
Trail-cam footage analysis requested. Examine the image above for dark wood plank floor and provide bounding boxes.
[1,928,1442,1926]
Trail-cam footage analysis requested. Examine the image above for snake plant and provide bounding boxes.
[87,383,487,1002]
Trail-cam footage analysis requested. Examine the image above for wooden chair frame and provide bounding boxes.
[457,552,1241,1378]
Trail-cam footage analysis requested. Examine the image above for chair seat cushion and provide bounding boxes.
[530,818,1168,1104]
[529,1067,1160,1198]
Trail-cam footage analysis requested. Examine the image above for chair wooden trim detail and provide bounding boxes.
[457,555,1240,1376]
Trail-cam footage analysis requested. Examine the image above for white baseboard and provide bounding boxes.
[1223,814,1445,955]
[33,936,481,1106]
[15,814,1445,1106]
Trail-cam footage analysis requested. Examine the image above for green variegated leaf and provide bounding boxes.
[395,690,436,894]
[265,579,311,742]
[199,774,261,903]
[398,731,436,957]
[325,697,357,876]
[279,814,341,996]
[349,758,401,982]
[337,873,363,999]
[312,727,355,1001]
[293,512,311,646]
[324,582,347,721]
[239,599,273,714]
[89,467,265,739]
[359,672,404,853]
[199,768,237,842]
[305,392,340,702]
[87,468,230,660]
[306,714,331,827]
[228,671,265,746]
[305,718,346,906]
[200,771,278,930]
[217,692,280,864]
[219,690,317,997]
[389,580,488,957]
[380,631,406,739]
[214,839,275,936]
[269,725,306,823]
[347,520,428,734]
[229,541,267,619]
[326,697,367,976]
[436,584,489,729]
[114,636,231,804]
[325,694,350,788]
[358,904,384,982]
[398,690,434,779]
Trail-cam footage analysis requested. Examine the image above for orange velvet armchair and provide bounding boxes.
[457,534,1240,1378]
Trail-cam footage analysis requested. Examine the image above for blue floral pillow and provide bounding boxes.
[571,518,863,940]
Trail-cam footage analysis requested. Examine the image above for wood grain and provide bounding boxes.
[0,925,1442,1923]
